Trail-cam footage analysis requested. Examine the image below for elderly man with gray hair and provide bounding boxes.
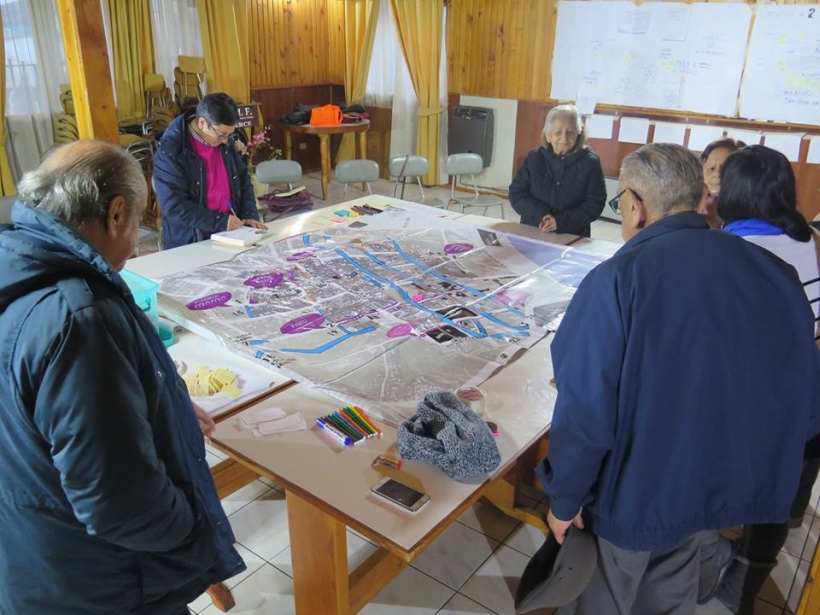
[0,140,244,614]
[509,104,606,237]
[535,143,820,613]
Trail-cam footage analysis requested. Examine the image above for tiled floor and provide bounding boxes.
[154,174,815,614]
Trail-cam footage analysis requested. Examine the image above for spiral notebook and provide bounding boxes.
[211,227,269,247]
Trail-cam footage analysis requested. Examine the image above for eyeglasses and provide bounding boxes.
[608,189,626,214]
[208,123,233,140]
[608,188,643,214]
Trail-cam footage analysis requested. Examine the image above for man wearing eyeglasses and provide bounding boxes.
[536,143,820,613]
[154,92,266,250]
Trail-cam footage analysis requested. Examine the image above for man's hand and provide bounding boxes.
[539,214,557,233]
[192,402,216,437]
[243,219,267,230]
[227,214,244,231]
[548,507,584,544]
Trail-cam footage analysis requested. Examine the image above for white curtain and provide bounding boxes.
[1,0,68,180]
[364,0,448,184]
[150,0,203,94]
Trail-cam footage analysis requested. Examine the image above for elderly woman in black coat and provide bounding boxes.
[509,104,606,237]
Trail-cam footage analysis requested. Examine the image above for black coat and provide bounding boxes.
[509,146,606,236]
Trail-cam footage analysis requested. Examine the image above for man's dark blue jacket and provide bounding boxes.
[154,111,260,250]
[0,202,245,614]
[538,212,820,551]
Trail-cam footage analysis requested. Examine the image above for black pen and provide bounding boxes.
[361,204,383,215]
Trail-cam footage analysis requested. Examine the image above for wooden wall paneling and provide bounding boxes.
[252,84,344,173]
[326,0,345,85]
[248,0,334,89]
[447,0,554,101]
[513,100,548,176]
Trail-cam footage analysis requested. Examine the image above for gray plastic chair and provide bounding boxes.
[389,154,427,199]
[334,159,379,197]
[445,153,505,219]
[255,160,303,191]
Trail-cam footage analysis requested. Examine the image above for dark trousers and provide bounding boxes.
[559,532,706,615]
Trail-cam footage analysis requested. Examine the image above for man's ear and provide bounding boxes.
[631,190,648,230]
[105,195,128,236]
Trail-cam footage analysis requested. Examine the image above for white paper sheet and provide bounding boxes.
[586,114,615,140]
[618,118,651,144]
[575,82,599,116]
[808,137,820,165]
[763,132,805,163]
[652,122,687,145]
[724,128,762,146]
[687,125,726,153]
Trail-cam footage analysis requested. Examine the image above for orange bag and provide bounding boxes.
[309,104,344,126]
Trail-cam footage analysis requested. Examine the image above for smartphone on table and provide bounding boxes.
[371,477,430,512]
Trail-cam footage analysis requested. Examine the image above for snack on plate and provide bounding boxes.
[182,366,241,398]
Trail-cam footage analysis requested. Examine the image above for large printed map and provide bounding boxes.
[159,212,604,423]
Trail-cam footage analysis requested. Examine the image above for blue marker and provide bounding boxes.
[316,418,352,446]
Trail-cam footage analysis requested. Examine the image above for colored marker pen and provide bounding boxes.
[316,418,352,446]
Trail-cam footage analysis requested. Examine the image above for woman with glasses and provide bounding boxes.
[509,104,606,237]
[699,145,819,615]
[698,138,746,228]
[154,92,265,250]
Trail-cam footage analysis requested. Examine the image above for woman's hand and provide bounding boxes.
[539,214,557,233]
[243,219,267,230]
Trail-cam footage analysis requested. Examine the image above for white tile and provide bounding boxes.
[457,501,520,543]
[221,482,273,517]
[228,488,290,561]
[188,544,265,612]
[257,476,284,492]
[784,515,813,559]
[787,557,810,612]
[802,516,820,561]
[205,443,227,460]
[410,521,499,590]
[358,566,454,615]
[459,544,531,615]
[269,529,377,578]
[504,521,548,558]
[198,563,295,615]
[758,551,800,608]
[437,592,501,614]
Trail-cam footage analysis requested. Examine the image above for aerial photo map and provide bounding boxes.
[159,211,604,423]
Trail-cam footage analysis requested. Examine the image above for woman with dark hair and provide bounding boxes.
[698,137,746,228]
[702,145,819,614]
[509,104,606,237]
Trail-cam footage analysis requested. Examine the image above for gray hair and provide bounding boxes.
[542,104,586,151]
[18,140,146,228]
[620,143,703,215]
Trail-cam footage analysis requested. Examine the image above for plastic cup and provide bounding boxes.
[455,385,487,417]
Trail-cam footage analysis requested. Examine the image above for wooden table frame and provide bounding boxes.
[208,432,550,614]
[282,120,370,201]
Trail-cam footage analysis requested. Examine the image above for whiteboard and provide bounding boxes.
[739,5,820,125]
[551,2,752,117]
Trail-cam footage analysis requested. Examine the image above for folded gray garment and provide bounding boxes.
[397,390,501,481]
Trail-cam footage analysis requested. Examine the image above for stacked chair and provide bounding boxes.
[173,55,205,109]
[53,113,79,144]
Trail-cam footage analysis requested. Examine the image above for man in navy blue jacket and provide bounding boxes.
[0,141,245,614]
[537,143,820,613]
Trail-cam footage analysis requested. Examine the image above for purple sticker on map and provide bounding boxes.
[286,251,314,262]
[186,292,232,310]
[244,272,284,289]
[281,313,325,334]
[387,323,415,338]
[495,288,530,309]
[444,243,473,255]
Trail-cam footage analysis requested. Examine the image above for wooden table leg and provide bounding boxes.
[287,489,350,614]
[284,131,292,161]
[357,131,368,191]
[319,134,330,200]
[206,583,235,612]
